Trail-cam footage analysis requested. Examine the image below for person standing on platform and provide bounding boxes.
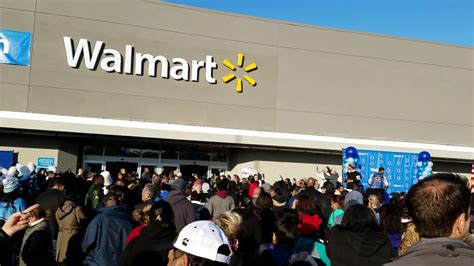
[345,163,362,189]
[368,167,389,202]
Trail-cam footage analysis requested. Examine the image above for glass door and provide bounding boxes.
[83,161,105,174]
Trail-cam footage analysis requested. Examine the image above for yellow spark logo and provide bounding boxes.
[222,53,257,93]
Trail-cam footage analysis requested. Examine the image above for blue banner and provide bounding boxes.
[0,151,14,168]
[0,29,32,66]
[343,149,419,193]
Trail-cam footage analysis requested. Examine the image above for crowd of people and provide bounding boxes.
[0,162,473,266]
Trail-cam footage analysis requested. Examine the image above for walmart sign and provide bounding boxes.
[0,29,32,66]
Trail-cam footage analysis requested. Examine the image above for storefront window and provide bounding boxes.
[179,146,211,161]
[211,148,227,162]
[84,145,104,156]
[105,145,141,157]
[141,149,160,158]
[161,145,178,159]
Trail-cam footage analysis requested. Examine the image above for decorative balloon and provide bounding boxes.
[416,151,433,180]
[344,146,360,173]
[345,146,358,158]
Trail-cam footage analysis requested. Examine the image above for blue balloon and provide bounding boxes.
[345,146,358,158]
[418,151,431,162]
[354,158,359,164]
[421,161,428,167]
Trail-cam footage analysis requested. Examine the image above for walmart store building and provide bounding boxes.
[1,0,473,181]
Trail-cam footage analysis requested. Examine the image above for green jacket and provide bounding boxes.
[86,184,104,210]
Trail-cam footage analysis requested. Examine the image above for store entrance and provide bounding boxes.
[180,164,208,179]
[106,161,138,180]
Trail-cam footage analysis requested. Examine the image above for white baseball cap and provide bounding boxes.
[173,221,232,264]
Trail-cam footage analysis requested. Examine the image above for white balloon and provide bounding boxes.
[428,161,433,167]
[416,162,422,167]
[346,157,355,164]
[424,167,432,172]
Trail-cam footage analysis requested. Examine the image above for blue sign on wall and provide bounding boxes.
[37,157,55,170]
[343,149,419,193]
[0,29,32,66]
[0,151,14,168]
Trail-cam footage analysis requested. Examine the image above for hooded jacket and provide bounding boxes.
[327,226,392,266]
[208,191,235,219]
[165,190,197,232]
[386,237,474,266]
[119,222,178,266]
[82,206,133,266]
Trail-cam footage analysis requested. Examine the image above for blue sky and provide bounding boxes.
[165,0,473,47]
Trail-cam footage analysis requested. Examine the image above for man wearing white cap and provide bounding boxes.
[168,220,232,265]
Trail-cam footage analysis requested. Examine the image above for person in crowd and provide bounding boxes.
[328,194,345,228]
[324,167,339,187]
[248,176,260,199]
[84,174,104,212]
[345,163,361,189]
[318,181,336,219]
[209,179,235,219]
[190,191,211,221]
[1,177,27,220]
[379,203,402,257]
[168,220,232,266]
[20,207,55,266]
[135,183,156,211]
[386,173,474,265]
[36,177,65,243]
[101,171,113,196]
[214,211,242,265]
[141,167,152,184]
[166,178,197,232]
[334,182,344,196]
[120,201,177,266]
[156,183,171,202]
[258,209,318,266]
[82,194,133,266]
[295,195,323,238]
[398,222,420,256]
[96,185,130,212]
[367,194,381,222]
[332,185,364,226]
[118,168,127,181]
[126,206,151,245]
[327,204,392,266]
[55,188,88,266]
[271,188,287,218]
[252,186,261,205]
[299,178,331,220]
[255,192,276,247]
[0,204,40,266]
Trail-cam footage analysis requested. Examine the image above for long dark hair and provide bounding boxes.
[341,204,379,232]
[380,203,402,234]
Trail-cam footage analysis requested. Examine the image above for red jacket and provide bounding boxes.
[248,182,260,198]
[298,213,323,237]
[126,225,145,245]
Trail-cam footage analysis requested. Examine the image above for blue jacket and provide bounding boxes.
[0,198,27,220]
[82,206,133,266]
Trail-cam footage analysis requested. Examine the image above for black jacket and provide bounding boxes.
[327,226,392,266]
[36,188,64,239]
[166,190,196,232]
[299,188,331,220]
[119,222,177,266]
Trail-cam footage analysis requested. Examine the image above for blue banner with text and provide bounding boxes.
[0,29,32,66]
[343,149,419,193]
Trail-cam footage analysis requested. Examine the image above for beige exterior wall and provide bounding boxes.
[1,0,473,161]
